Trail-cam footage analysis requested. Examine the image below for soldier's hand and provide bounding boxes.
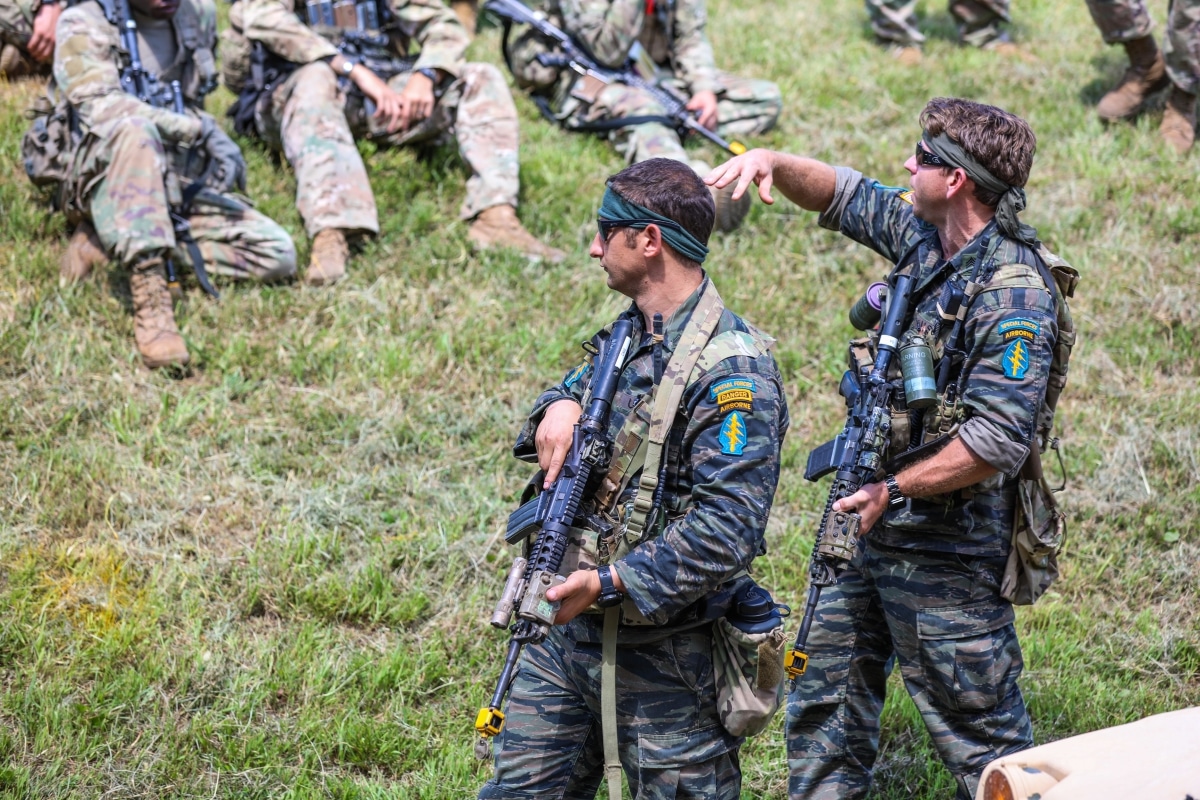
[396,71,436,131]
[831,482,888,535]
[686,90,719,131]
[353,68,405,133]
[536,399,582,488]
[197,116,247,193]
[705,149,778,204]
[29,1,63,62]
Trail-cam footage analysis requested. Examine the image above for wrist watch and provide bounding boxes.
[595,566,624,608]
[338,57,356,76]
[884,474,906,509]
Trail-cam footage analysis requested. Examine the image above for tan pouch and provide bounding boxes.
[711,616,786,737]
[1001,470,1065,605]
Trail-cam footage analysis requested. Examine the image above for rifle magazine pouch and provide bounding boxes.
[711,616,786,737]
[1001,474,1065,605]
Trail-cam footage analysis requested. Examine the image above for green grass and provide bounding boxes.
[2,0,1199,796]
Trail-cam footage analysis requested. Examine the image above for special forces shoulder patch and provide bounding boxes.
[709,377,756,415]
[563,361,590,389]
[1002,338,1031,380]
[897,190,914,205]
[998,317,1041,342]
[719,411,748,456]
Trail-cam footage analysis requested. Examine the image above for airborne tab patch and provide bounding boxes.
[709,377,757,414]
[1002,339,1031,380]
[719,411,748,456]
[998,317,1041,342]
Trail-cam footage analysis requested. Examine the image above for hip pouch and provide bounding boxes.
[1001,465,1066,605]
[712,581,788,737]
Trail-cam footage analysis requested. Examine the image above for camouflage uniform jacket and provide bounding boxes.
[52,0,217,145]
[820,167,1057,557]
[510,0,718,97]
[223,0,468,93]
[0,0,40,46]
[514,277,789,631]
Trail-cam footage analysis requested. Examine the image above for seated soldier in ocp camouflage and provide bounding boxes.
[223,0,564,285]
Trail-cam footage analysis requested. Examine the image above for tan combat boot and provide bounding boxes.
[451,0,477,36]
[59,220,108,284]
[130,256,190,369]
[468,205,566,263]
[0,43,36,79]
[1161,87,1197,155]
[1097,35,1168,122]
[305,228,349,286]
[710,182,752,233]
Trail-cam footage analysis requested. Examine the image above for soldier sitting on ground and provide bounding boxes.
[24,0,297,368]
[222,0,564,285]
[0,0,61,78]
[499,0,782,232]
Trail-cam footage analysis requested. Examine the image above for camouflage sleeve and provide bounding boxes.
[671,0,717,95]
[235,0,337,64]
[824,175,927,265]
[557,0,645,68]
[512,340,597,463]
[0,0,36,46]
[616,358,787,625]
[54,4,201,143]
[956,274,1057,477]
[389,0,468,77]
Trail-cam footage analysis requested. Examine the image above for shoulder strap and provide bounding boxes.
[623,281,725,540]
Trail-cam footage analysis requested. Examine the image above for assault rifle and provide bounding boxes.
[483,0,746,155]
[102,0,245,298]
[783,272,916,680]
[474,319,635,758]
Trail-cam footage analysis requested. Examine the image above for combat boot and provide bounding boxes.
[1097,35,1168,122]
[1161,87,1196,155]
[710,182,752,233]
[59,220,108,284]
[130,256,190,369]
[468,205,566,263]
[305,228,349,286]
[451,0,477,35]
[0,43,36,79]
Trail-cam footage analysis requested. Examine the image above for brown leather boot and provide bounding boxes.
[59,220,108,284]
[710,182,751,233]
[1161,87,1197,155]
[1097,36,1168,122]
[305,228,349,286]
[130,256,190,369]
[468,205,566,263]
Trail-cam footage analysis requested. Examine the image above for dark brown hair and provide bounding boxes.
[607,158,714,265]
[920,97,1037,207]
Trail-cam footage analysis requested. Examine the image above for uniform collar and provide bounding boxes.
[625,273,710,355]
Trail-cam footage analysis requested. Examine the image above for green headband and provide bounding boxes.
[923,132,1039,247]
[598,187,710,263]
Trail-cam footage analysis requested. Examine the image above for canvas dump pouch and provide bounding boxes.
[1001,443,1066,605]
[712,582,787,737]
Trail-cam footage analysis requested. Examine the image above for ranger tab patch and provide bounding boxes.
[709,377,757,414]
[719,411,748,456]
[1002,339,1031,380]
[998,317,1041,342]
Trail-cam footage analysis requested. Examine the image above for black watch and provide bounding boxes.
[595,566,624,608]
[884,474,906,509]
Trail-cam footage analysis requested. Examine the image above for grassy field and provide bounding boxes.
[1,0,1199,796]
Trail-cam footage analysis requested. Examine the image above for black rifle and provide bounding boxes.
[783,271,916,681]
[483,0,746,155]
[101,0,244,298]
[474,319,635,757]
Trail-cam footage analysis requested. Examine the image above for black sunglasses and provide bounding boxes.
[597,217,685,242]
[915,142,950,168]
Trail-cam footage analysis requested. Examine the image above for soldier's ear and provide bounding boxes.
[642,224,664,258]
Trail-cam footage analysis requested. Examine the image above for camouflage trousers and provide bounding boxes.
[560,70,780,173]
[75,116,297,280]
[786,540,1032,800]
[867,0,1011,47]
[478,614,742,800]
[260,60,520,236]
[1085,0,1200,94]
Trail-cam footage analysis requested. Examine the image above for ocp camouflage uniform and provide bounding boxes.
[1085,0,1200,93]
[223,0,522,232]
[787,169,1055,800]
[480,277,789,799]
[0,0,47,77]
[44,0,296,279]
[867,0,1010,48]
[507,0,781,169]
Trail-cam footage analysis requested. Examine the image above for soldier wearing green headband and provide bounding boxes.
[478,158,789,800]
[708,98,1068,799]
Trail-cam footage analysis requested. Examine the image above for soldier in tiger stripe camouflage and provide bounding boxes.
[708,97,1061,800]
[478,158,788,800]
